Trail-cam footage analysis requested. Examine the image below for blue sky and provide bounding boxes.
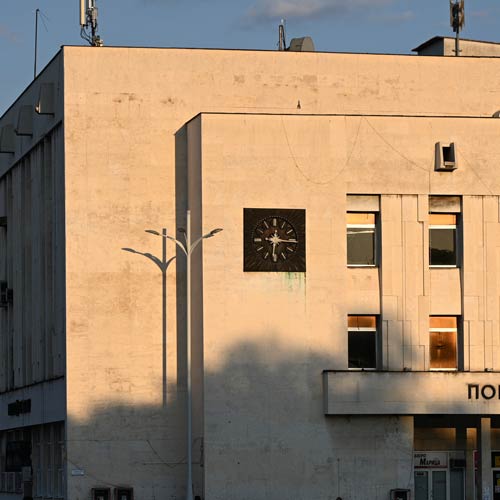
[1,0,500,114]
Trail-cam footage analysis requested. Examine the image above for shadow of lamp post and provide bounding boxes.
[122,230,176,408]
[146,209,222,500]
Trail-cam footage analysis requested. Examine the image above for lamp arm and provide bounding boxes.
[188,237,204,256]
[166,236,188,256]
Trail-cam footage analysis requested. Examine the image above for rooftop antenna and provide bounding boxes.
[450,0,465,56]
[34,9,40,79]
[80,0,103,46]
[278,19,286,51]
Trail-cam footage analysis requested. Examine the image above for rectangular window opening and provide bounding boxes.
[347,212,377,267]
[429,213,458,267]
[348,315,378,370]
[429,316,459,370]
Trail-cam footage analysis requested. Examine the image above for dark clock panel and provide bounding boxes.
[244,208,306,272]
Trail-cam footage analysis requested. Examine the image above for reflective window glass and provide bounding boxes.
[429,213,457,267]
[429,316,458,370]
[347,213,376,266]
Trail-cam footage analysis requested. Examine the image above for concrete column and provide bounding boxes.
[478,417,492,500]
[457,427,468,497]
[465,428,476,500]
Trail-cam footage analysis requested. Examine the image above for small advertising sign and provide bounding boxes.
[414,452,448,469]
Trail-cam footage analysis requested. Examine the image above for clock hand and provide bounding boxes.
[271,241,278,262]
[275,238,298,244]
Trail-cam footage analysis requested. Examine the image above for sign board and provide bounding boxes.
[414,452,448,469]
[324,371,500,415]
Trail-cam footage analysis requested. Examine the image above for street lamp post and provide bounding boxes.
[146,209,222,500]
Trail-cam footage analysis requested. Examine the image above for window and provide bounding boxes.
[32,423,65,499]
[429,316,458,370]
[348,315,378,369]
[347,213,376,266]
[0,429,31,494]
[429,213,458,267]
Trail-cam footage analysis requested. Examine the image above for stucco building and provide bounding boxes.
[1,36,500,500]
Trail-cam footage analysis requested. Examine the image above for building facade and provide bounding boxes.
[1,39,500,500]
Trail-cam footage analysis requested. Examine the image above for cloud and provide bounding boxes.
[244,0,395,24]
[0,24,20,44]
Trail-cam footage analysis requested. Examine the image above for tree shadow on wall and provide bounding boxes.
[63,332,472,500]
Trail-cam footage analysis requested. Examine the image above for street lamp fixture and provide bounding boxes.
[146,209,222,500]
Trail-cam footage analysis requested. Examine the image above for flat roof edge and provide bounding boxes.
[0,48,63,122]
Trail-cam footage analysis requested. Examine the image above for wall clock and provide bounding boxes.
[243,208,306,272]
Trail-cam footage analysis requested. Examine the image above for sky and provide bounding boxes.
[1,0,500,114]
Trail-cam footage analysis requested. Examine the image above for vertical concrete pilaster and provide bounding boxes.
[466,428,476,500]
[479,417,492,500]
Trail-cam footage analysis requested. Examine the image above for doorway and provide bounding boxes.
[415,470,448,500]
[415,468,465,500]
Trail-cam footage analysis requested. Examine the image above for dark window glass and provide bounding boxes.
[5,441,31,472]
[429,228,456,265]
[347,213,376,266]
[348,315,377,369]
[429,213,457,266]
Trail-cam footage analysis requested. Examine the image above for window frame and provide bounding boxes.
[429,316,462,371]
[347,315,380,370]
[429,213,459,268]
[347,212,378,268]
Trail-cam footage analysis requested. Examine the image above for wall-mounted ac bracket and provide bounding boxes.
[435,141,457,171]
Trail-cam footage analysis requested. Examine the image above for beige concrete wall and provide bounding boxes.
[191,112,500,498]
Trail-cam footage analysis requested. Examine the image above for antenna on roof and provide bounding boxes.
[278,19,286,51]
[34,9,40,79]
[450,0,465,56]
[80,0,103,46]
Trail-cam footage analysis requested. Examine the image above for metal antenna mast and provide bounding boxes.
[278,19,286,51]
[80,0,103,46]
[34,9,39,78]
[450,0,465,56]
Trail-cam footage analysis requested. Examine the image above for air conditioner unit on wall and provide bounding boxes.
[390,489,411,500]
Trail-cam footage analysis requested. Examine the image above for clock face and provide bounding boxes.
[244,208,306,272]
